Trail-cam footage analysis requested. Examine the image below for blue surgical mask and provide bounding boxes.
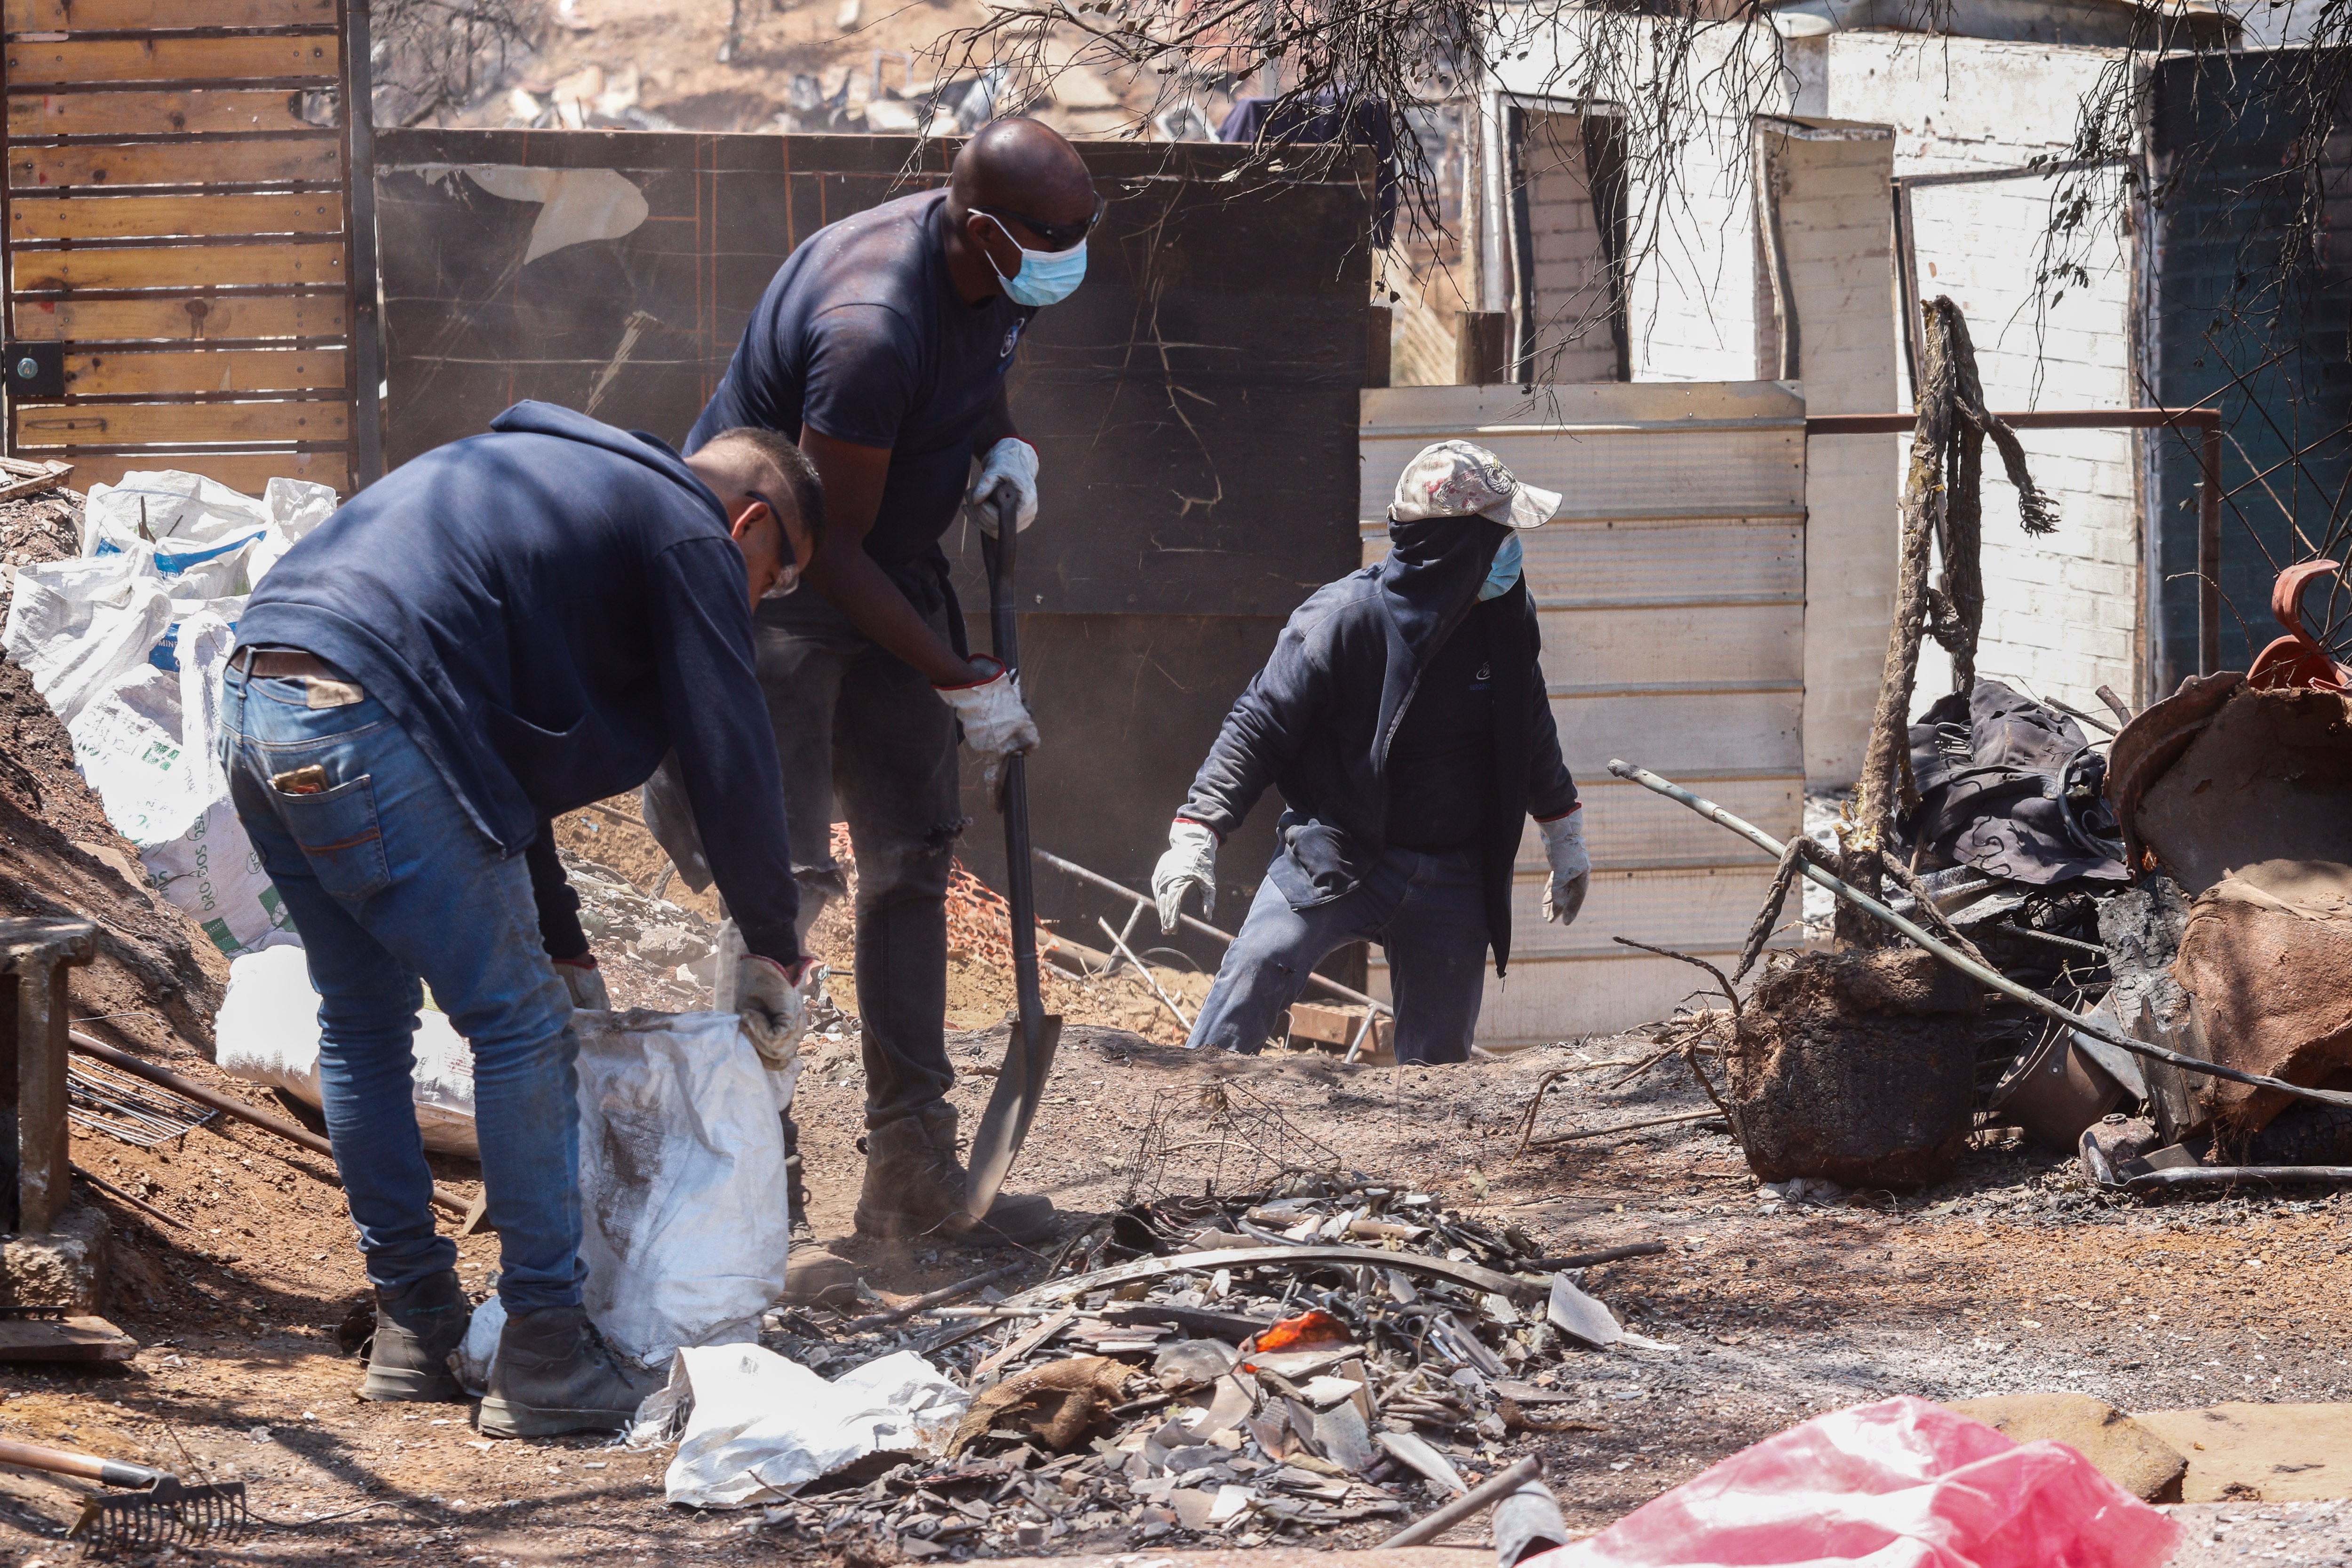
[983,216,1087,308]
[1478,533,1524,601]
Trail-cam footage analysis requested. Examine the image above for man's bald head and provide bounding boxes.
[949,118,1096,236]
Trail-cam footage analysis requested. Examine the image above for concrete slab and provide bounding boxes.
[0,1200,106,1311]
[1947,1392,2187,1502]
[2137,1402,2352,1503]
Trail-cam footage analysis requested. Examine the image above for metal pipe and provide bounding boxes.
[1096,917,1192,1031]
[1806,407,2223,436]
[1605,761,2352,1112]
[2125,1166,2352,1192]
[1380,1455,1543,1549]
[1033,847,1392,1015]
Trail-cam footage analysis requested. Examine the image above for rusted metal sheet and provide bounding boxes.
[375,129,1371,951]
[2109,668,2352,1137]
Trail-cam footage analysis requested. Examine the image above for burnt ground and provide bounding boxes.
[5,1002,2352,1563]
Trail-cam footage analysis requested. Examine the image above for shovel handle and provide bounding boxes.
[978,487,1041,1041]
[0,1436,171,1489]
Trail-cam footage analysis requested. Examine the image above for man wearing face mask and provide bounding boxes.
[672,117,1096,1245]
[1150,441,1591,1065]
[225,405,822,1434]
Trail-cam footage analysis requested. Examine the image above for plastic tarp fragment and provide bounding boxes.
[1525,1395,2179,1568]
[634,1345,968,1508]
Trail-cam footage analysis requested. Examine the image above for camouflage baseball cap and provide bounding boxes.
[1387,438,1563,529]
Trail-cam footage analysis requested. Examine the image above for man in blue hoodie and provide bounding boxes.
[1151,441,1593,1064]
[226,403,819,1437]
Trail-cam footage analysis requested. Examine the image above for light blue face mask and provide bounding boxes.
[1478,533,1524,601]
[983,216,1088,308]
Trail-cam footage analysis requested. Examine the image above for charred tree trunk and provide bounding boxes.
[1834,299,2056,949]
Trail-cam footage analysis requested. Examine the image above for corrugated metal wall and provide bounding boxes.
[2146,49,2352,687]
[1359,381,1806,1042]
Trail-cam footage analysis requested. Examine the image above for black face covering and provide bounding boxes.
[1380,514,1514,660]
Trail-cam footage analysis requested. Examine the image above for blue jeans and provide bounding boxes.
[1186,846,1490,1065]
[222,667,584,1310]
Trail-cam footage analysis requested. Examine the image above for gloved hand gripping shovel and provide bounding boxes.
[964,486,1061,1224]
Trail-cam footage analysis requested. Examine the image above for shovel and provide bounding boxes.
[964,485,1061,1224]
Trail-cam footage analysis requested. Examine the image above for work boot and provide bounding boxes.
[358,1268,472,1403]
[853,1102,1056,1246]
[477,1304,659,1439]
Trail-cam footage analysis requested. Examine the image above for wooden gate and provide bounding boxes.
[0,0,367,495]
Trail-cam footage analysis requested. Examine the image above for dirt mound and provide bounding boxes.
[0,488,228,1054]
[1729,947,1983,1189]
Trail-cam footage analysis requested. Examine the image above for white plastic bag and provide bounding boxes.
[214,945,480,1155]
[633,1345,968,1507]
[574,1008,799,1369]
[68,611,288,956]
[1,548,172,729]
[83,470,334,601]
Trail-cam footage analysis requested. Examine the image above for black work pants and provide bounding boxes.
[755,589,965,1129]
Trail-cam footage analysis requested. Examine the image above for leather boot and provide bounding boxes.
[853,1102,1055,1246]
[477,1304,659,1439]
[359,1269,471,1403]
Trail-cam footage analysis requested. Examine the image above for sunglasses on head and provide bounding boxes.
[973,194,1105,253]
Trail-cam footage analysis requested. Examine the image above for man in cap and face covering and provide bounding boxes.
[1148,441,1590,1063]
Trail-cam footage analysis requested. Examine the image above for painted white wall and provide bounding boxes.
[1774,128,1901,787]
[1823,32,2141,716]
[1491,21,2144,776]
[1517,110,1620,385]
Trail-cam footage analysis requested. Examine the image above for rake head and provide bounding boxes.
[71,1477,251,1557]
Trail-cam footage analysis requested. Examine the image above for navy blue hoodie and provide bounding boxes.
[1178,518,1577,976]
[236,402,801,963]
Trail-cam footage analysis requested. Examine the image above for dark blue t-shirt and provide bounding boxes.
[685,189,1033,613]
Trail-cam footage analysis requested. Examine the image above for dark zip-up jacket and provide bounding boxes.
[1177,557,1576,975]
[235,401,802,963]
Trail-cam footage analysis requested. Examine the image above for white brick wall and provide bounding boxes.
[1902,175,2138,715]
[1516,111,1619,384]
[1820,32,2145,719]
[1776,130,1899,788]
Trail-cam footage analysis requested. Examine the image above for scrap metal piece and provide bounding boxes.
[1002,1243,1546,1309]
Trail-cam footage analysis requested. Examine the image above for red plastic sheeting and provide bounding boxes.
[1527,1396,2178,1568]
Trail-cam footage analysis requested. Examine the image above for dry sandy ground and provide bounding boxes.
[6,999,2352,1562]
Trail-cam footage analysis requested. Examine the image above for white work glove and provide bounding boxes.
[1539,810,1592,926]
[1152,818,1219,933]
[737,955,815,1067]
[551,955,609,1011]
[969,437,1040,536]
[937,654,1040,761]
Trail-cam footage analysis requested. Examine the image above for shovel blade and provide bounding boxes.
[963,1012,1061,1221]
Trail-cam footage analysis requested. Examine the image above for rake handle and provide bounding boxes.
[0,1435,170,1489]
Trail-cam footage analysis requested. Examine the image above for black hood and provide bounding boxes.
[1370,514,1517,769]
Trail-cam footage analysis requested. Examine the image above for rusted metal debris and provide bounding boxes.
[741,1171,1662,1554]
